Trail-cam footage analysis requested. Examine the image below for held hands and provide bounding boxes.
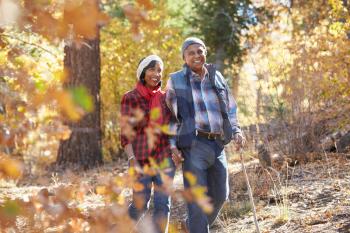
[234,133,246,151]
[128,156,142,172]
[171,147,184,167]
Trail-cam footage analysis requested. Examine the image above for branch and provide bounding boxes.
[239,148,261,233]
[0,33,59,58]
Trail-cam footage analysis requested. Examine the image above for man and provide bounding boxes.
[166,37,245,233]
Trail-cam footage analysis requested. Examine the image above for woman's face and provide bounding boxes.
[144,62,162,89]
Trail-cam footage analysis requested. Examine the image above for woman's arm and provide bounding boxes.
[124,143,135,161]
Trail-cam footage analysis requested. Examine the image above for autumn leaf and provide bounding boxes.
[158,158,170,170]
[0,200,21,218]
[96,186,107,195]
[122,4,148,24]
[63,0,109,40]
[132,182,144,192]
[150,107,160,121]
[160,124,176,135]
[53,89,82,121]
[184,172,197,186]
[0,154,24,179]
[136,0,154,10]
[69,86,94,112]
[30,10,66,40]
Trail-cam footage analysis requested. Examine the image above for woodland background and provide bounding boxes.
[0,0,349,232]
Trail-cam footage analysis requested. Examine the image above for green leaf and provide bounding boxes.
[159,158,170,170]
[34,78,46,92]
[1,200,21,218]
[69,86,94,112]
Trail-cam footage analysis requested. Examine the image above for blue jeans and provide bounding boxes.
[182,136,229,233]
[128,158,175,233]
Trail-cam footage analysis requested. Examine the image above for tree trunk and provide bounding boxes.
[215,45,225,73]
[256,85,261,121]
[231,74,240,99]
[56,37,103,169]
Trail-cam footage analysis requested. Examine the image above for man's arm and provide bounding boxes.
[227,91,245,149]
[165,78,184,165]
[165,78,178,149]
[227,91,242,135]
[216,72,245,148]
[215,72,241,134]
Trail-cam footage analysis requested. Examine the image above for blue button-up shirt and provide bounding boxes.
[166,67,241,147]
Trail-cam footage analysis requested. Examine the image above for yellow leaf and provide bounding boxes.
[133,182,144,192]
[192,186,207,198]
[0,50,8,65]
[160,124,176,135]
[95,186,107,195]
[113,176,124,187]
[150,107,160,121]
[159,158,170,170]
[0,155,23,179]
[116,194,125,205]
[197,197,213,214]
[53,90,82,121]
[128,166,136,177]
[184,172,197,186]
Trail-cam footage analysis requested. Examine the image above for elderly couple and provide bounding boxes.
[120,37,245,233]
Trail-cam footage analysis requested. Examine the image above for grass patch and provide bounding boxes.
[221,200,252,219]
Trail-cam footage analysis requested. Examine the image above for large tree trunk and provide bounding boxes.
[231,73,240,99]
[215,45,225,73]
[215,45,241,98]
[56,37,103,169]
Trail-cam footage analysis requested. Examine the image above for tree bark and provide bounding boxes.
[56,37,103,169]
[231,72,240,99]
[215,45,225,73]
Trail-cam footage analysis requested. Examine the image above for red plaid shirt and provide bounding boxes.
[120,89,172,165]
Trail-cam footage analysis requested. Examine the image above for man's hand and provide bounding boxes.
[171,147,184,167]
[234,133,246,151]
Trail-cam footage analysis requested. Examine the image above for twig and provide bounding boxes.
[321,144,333,177]
[0,33,59,58]
[239,148,261,233]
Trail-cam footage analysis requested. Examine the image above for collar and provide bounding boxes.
[191,66,208,80]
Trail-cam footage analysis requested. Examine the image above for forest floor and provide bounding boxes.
[0,152,350,232]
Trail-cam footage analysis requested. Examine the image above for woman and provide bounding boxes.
[120,55,175,233]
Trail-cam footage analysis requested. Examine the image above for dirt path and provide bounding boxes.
[1,154,349,232]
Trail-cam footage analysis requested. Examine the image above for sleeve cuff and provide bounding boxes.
[232,127,242,135]
[169,137,177,149]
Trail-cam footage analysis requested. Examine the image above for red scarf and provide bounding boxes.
[136,82,164,125]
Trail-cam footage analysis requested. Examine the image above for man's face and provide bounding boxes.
[183,44,206,74]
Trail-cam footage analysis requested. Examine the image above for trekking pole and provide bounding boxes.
[239,148,261,233]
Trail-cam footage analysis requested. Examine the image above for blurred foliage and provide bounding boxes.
[0,1,214,232]
[0,157,210,232]
[0,0,159,168]
[0,27,71,172]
